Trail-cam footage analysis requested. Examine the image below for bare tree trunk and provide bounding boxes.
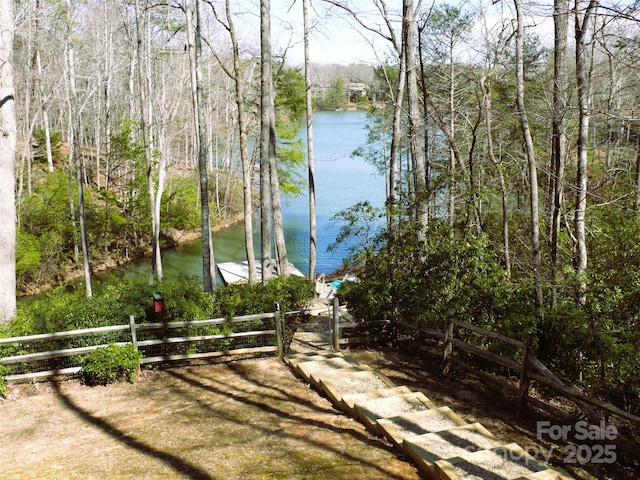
[217,0,257,283]
[403,0,428,239]
[481,74,511,275]
[65,0,92,297]
[448,34,456,226]
[0,0,17,322]
[101,1,114,190]
[574,0,597,291]
[187,0,216,291]
[34,0,54,173]
[260,0,274,284]
[303,0,317,281]
[514,0,543,323]
[270,156,290,276]
[135,0,163,285]
[550,0,569,309]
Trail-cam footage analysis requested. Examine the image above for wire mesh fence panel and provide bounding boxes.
[0,325,132,378]
[0,313,283,379]
[133,314,278,363]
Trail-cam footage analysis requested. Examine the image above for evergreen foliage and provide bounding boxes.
[80,343,142,386]
[215,275,314,317]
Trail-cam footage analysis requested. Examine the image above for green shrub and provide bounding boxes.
[155,275,217,322]
[162,177,201,231]
[0,366,8,399]
[81,343,142,386]
[215,275,314,317]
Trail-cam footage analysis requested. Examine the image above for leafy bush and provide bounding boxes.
[0,365,8,399]
[339,220,516,331]
[13,276,217,336]
[16,229,42,287]
[154,275,217,322]
[161,176,201,231]
[81,343,142,386]
[215,275,314,317]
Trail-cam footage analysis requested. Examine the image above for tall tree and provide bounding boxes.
[403,0,429,238]
[0,0,17,322]
[260,0,274,284]
[574,0,598,291]
[64,0,92,297]
[514,0,543,324]
[186,0,216,291]
[549,0,569,309]
[303,0,317,281]
[135,0,163,285]
[209,0,258,284]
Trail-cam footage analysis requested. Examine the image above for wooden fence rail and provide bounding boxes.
[399,313,640,426]
[0,309,287,383]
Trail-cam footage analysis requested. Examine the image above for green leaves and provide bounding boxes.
[81,343,142,386]
[215,276,314,318]
[328,201,384,268]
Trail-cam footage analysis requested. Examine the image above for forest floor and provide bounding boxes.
[1,347,638,479]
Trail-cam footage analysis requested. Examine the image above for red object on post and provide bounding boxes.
[152,292,164,314]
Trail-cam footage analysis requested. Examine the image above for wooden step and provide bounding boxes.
[403,422,503,477]
[297,362,367,387]
[341,386,412,416]
[284,351,345,368]
[355,392,437,435]
[434,443,550,480]
[320,369,397,407]
[377,406,468,447]
[516,467,575,479]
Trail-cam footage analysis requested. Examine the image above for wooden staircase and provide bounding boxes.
[285,350,574,480]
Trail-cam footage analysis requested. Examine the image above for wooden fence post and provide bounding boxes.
[129,315,138,351]
[441,308,455,375]
[331,296,340,351]
[274,303,284,360]
[517,333,534,418]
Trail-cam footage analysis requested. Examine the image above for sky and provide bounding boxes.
[270,0,402,66]
[235,0,554,67]
[234,0,402,66]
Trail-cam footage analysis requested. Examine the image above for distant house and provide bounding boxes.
[346,82,368,101]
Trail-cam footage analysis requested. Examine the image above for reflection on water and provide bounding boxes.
[96,111,385,287]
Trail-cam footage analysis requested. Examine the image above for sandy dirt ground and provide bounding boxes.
[0,356,420,480]
[1,347,639,480]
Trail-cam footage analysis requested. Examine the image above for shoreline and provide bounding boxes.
[18,213,246,298]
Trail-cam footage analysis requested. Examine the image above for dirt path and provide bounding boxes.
[0,358,420,480]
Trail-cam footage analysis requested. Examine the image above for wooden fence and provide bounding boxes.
[0,308,289,383]
[396,309,640,427]
[4,299,639,430]
[0,301,380,384]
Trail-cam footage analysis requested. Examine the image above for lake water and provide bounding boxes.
[96,110,385,286]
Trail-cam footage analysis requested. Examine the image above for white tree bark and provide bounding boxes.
[403,0,428,238]
[135,0,164,285]
[65,0,92,297]
[514,0,543,323]
[574,0,597,287]
[187,0,216,291]
[0,0,17,322]
[303,0,317,281]
[260,0,273,284]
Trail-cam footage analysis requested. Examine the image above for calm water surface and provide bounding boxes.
[97,110,384,286]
